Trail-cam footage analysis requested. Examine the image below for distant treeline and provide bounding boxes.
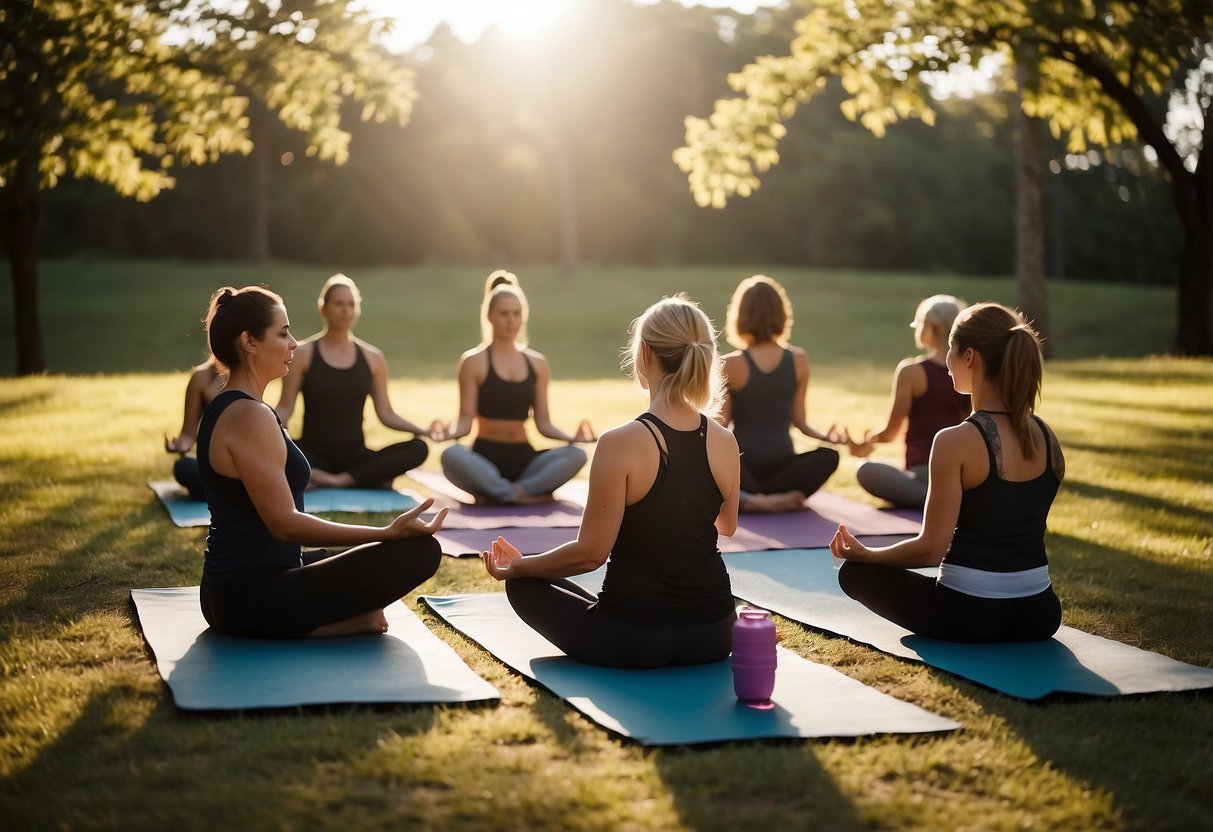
[39,0,1180,283]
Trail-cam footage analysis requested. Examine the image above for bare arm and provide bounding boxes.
[364,343,428,436]
[869,359,919,444]
[529,353,580,442]
[218,400,445,546]
[830,425,968,567]
[165,366,212,453]
[274,341,313,428]
[789,348,841,443]
[717,351,745,428]
[445,351,482,442]
[482,427,633,579]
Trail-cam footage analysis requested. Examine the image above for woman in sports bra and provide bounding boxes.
[847,294,971,509]
[197,285,446,639]
[720,275,842,512]
[434,271,593,504]
[276,274,433,489]
[829,302,1066,643]
[480,295,741,668]
[164,356,226,499]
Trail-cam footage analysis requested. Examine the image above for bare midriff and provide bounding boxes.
[474,416,529,444]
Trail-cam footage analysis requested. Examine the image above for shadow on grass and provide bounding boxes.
[0,680,443,830]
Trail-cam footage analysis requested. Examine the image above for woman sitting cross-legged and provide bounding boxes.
[197,285,447,638]
[434,270,593,504]
[829,302,1065,643]
[480,295,741,668]
[276,273,432,490]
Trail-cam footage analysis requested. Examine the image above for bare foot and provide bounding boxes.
[743,491,807,513]
[308,468,354,489]
[512,485,556,505]
[308,609,389,638]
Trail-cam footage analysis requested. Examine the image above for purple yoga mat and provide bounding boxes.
[434,493,921,557]
[407,469,588,509]
[429,501,583,530]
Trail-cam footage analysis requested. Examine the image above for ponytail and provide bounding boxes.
[952,303,1044,459]
[625,295,724,418]
[204,285,284,373]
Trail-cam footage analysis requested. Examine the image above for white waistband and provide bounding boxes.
[938,563,1051,599]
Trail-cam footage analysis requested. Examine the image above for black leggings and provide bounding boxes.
[741,447,839,498]
[200,536,442,638]
[504,577,735,668]
[296,438,428,487]
[837,560,1062,642]
[173,456,205,500]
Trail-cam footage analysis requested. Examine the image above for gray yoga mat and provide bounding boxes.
[149,480,421,527]
[420,592,958,745]
[131,587,500,711]
[721,548,1213,700]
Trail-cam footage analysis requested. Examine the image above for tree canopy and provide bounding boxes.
[0,0,414,374]
[674,0,1213,354]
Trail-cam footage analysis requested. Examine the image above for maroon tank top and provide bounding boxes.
[904,360,969,468]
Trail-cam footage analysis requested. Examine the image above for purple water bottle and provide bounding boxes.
[732,606,777,706]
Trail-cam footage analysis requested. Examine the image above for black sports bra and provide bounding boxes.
[477,347,535,420]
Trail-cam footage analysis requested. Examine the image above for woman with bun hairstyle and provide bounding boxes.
[197,286,446,638]
[164,356,226,499]
[435,271,592,504]
[830,303,1065,642]
[848,294,971,509]
[481,295,741,668]
[276,273,431,489]
[720,275,841,512]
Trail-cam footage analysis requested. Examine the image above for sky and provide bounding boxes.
[359,0,782,53]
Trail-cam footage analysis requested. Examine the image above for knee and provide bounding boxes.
[836,559,868,600]
[820,447,840,471]
[564,445,588,468]
[440,444,465,468]
[504,576,545,609]
[406,535,442,581]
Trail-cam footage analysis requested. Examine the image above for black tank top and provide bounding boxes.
[945,412,1061,573]
[477,347,535,420]
[199,390,310,583]
[729,348,796,466]
[905,360,969,468]
[596,413,734,625]
[300,341,372,449]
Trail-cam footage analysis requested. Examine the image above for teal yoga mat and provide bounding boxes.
[721,548,1213,700]
[149,480,421,528]
[420,592,958,745]
[131,587,500,711]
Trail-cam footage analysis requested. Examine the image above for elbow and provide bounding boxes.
[717,519,738,537]
[265,513,306,543]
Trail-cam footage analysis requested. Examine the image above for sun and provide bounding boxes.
[363,0,566,53]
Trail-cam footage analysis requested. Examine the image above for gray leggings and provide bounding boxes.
[856,462,930,509]
[441,442,586,504]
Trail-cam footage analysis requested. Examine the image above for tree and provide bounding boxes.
[0,0,413,375]
[177,1,416,261]
[675,1,1213,355]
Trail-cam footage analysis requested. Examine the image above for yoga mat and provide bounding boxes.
[149,480,421,528]
[131,587,500,711]
[407,469,588,507]
[721,548,1213,700]
[432,490,920,557]
[420,592,958,745]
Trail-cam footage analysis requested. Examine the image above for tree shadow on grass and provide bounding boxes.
[0,680,444,830]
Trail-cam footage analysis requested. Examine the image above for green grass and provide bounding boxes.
[1,260,1211,830]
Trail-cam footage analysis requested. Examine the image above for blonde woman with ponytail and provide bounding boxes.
[481,296,742,667]
[830,303,1066,642]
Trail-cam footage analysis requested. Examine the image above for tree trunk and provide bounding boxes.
[248,99,272,263]
[1014,63,1051,358]
[2,159,46,375]
[1175,165,1213,355]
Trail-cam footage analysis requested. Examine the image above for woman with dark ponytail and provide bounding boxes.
[829,303,1066,642]
[479,295,741,668]
[196,286,447,638]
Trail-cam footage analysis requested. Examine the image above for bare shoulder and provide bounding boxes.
[357,338,388,370]
[788,344,810,376]
[933,420,981,457]
[219,397,280,436]
[523,347,550,370]
[459,346,487,366]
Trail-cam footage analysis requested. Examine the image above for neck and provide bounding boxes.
[225,367,268,401]
[491,335,517,351]
[969,381,1007,413]
[321,327,352,343]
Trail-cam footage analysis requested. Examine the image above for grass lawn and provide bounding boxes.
[1,259,1210,830]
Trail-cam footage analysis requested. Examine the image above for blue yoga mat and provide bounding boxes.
[721,548,1213,700]
[131,587,500,711]
[420,592,958,745]
[149,480,421,528]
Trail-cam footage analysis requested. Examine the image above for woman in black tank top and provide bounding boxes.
[830,303,1065,643]
[276,274,434,489]
[479,296,741,668]
[721,276,842,512]
[433,271,593,504]
[196,285,447,639]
